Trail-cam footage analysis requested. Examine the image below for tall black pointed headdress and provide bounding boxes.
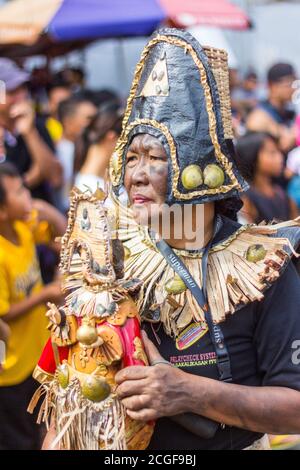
[111,28,248,204]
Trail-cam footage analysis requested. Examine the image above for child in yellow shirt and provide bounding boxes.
[0,163,66,449]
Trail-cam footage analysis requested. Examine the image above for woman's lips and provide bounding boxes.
[132,194,153,204]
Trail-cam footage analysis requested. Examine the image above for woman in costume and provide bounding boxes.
[37,28,300,451]
[109,28,300,450]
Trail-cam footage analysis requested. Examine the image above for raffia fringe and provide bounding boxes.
[115,200,300,336]
[28,382,54,428]
[28,379,127,450]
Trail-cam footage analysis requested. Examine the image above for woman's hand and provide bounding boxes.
[115,331,192,422]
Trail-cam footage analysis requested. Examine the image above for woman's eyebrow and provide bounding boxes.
[144,144,163,152]
[127,137,164,154]
[127,145,138,154]
[127,139,142,153]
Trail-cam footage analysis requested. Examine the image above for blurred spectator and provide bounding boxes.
[229,69,245,138]
[45,75,71,145]
[63,67,86,92]
[296,115,300,147]
[89,89,121,108]
[55,95,97,212]
[0,126,5,162]
[29,66,51,115]
[58,94,97,144]
[74,100,123,192]
[229,68,240,95]
[231,70,259,118]
[0,59,62,202]
[236,132,298,224]
[246,63,297,153]
[0,163,66,450]
[286,142,300,210]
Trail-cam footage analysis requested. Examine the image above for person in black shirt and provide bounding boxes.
[109,29,300,450]
[0,59,62,202]
[39,28,300,451]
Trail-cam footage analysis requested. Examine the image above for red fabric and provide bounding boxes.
[121,317,145,367]
[37,338,69,374]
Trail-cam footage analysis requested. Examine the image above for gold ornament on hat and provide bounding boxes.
[203,164,225,189]
[181,164,203,190]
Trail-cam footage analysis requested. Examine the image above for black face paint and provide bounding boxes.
[149,164,168,198]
